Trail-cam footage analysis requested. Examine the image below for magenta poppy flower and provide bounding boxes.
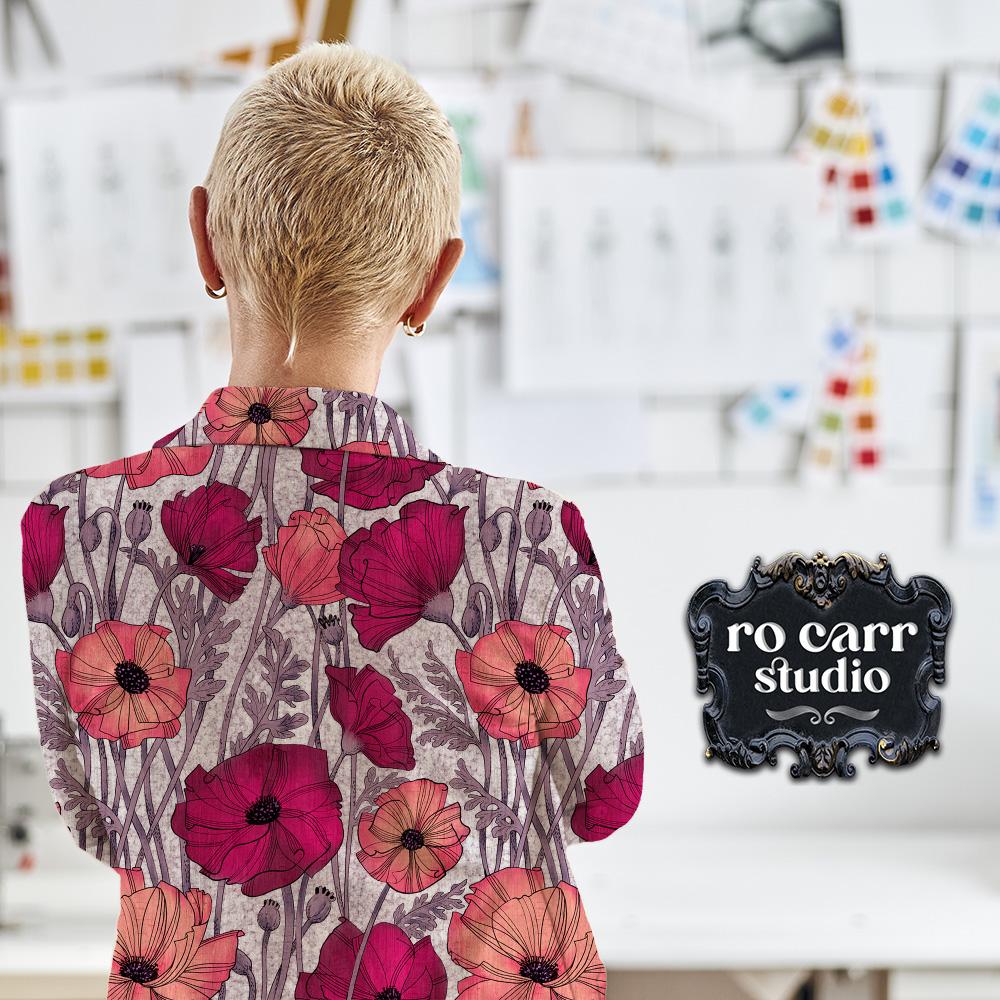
[161,482,262,603]
[560,501,601,579]
[296,918,447,1000]
[327,664,415,770]
[22,502,67,622]
[202,386,316,446]
[338,500,467,652]
[301,441,444,510]
[570,754,644,842]
[86,445,213,489]
[171,743,343,897]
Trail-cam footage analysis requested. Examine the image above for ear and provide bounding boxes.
[399,238,465,327]
[189,186,224,291]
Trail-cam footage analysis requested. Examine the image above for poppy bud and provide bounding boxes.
[61,595,82,637]
[306,886,333,923]
[257,898,280,931]
[462,600,481,637]
[125,501,152,544]
[318,614,344,645]
[80,517,102,552]
[480,518,501,551]
[526,501,552,544]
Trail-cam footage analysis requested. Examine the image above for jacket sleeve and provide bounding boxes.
[544,497,644,847]
[21,484,106,860]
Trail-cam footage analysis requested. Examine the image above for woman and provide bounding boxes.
[21,43,644,1000]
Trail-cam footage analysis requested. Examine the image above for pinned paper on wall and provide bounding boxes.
[954,325,1000,550]
[0,323,116,401]
[801,317,883,483]
[221,0,354,69]
[503,157,822,392]
[419,71,566,313]
[919,82,1000,244]
[520,0,744,119]
[4,80,244,330]
[795,75,910,241]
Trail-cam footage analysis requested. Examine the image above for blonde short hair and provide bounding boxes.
[204,42,462,360]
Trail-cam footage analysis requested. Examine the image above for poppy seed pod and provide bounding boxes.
[80,517,102,552]
[306,886,334,923]
[125,501,152,544]
[526,501,553,544]
[480,517,501,551]
[318,614,344,645]
[257,899,281,931]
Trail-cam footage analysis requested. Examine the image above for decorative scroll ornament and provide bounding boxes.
[759,550,889,610]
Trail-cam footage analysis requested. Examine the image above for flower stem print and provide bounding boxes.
[346,883,391,1000]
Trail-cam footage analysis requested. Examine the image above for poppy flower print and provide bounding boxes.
[456,621,591,749]
[162,481,262,602]
[302,440,446,510]
[448,867,606,1000]
[202,386,317,446]
[108,870,241,1000]
[171,743,343,896]
[356,778,470,893]
[21,501,66,622]
[295,918,447,1000]
[86,445,213,489]
[263,507,348,607]
[338,499,467,651]
[327,663,416,770]
[570,754,644,843]
[560,501,601,579]
[56,621,190,749]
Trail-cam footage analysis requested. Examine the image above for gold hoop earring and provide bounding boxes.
[402,313,426,338]
[205,282,227,299]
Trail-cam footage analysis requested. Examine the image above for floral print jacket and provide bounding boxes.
[22,386,644,1000]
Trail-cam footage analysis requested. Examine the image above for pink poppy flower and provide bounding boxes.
[301,441,444,510]
[560,501,601,579]
[171,743,343,897]
[86,446,213,489]
[570,754,644,842]
[455,621,590,749]
[108,869,241,1000]
[295,918,447,1000]
[327,663,415,770]
[262,507,348,607]
[338,500,467,652]
[162,482,262,602]
[202,386,316,446]
[356,778,469,894]
[448,868,606,1000]
[55,621,190,749]
[22,501,67,621]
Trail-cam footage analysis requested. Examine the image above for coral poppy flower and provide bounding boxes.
[108,870,241,1000]
[456,621,590,749]
[22,501,67,621]
[570,754,644,843]
[202,386,316,446]
[162,482,262,602]
[55,621,190,749]
[262,507,348,607]
[338,500,467,652]
[295,918,447,1000]
[327,663,415,770]
[448,868,606,1000]
[560,501,601,579]
[86,445,213,489]
[356,778,469,894]
[301,441,444,510]
[171,743,343,897]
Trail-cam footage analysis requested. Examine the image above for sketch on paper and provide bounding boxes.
[502,158,822,392]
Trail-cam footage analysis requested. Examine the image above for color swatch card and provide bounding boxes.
[0,323,115,401]
[502,157,822,392]
[520,0,744,119]
[795,75,910,242]
[919,82,1000,244]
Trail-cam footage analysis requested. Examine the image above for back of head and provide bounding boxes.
[205,42,462,358]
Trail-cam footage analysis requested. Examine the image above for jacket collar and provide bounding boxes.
[154,386,438,461]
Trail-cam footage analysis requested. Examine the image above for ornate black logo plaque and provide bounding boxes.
[687,551,951,778]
